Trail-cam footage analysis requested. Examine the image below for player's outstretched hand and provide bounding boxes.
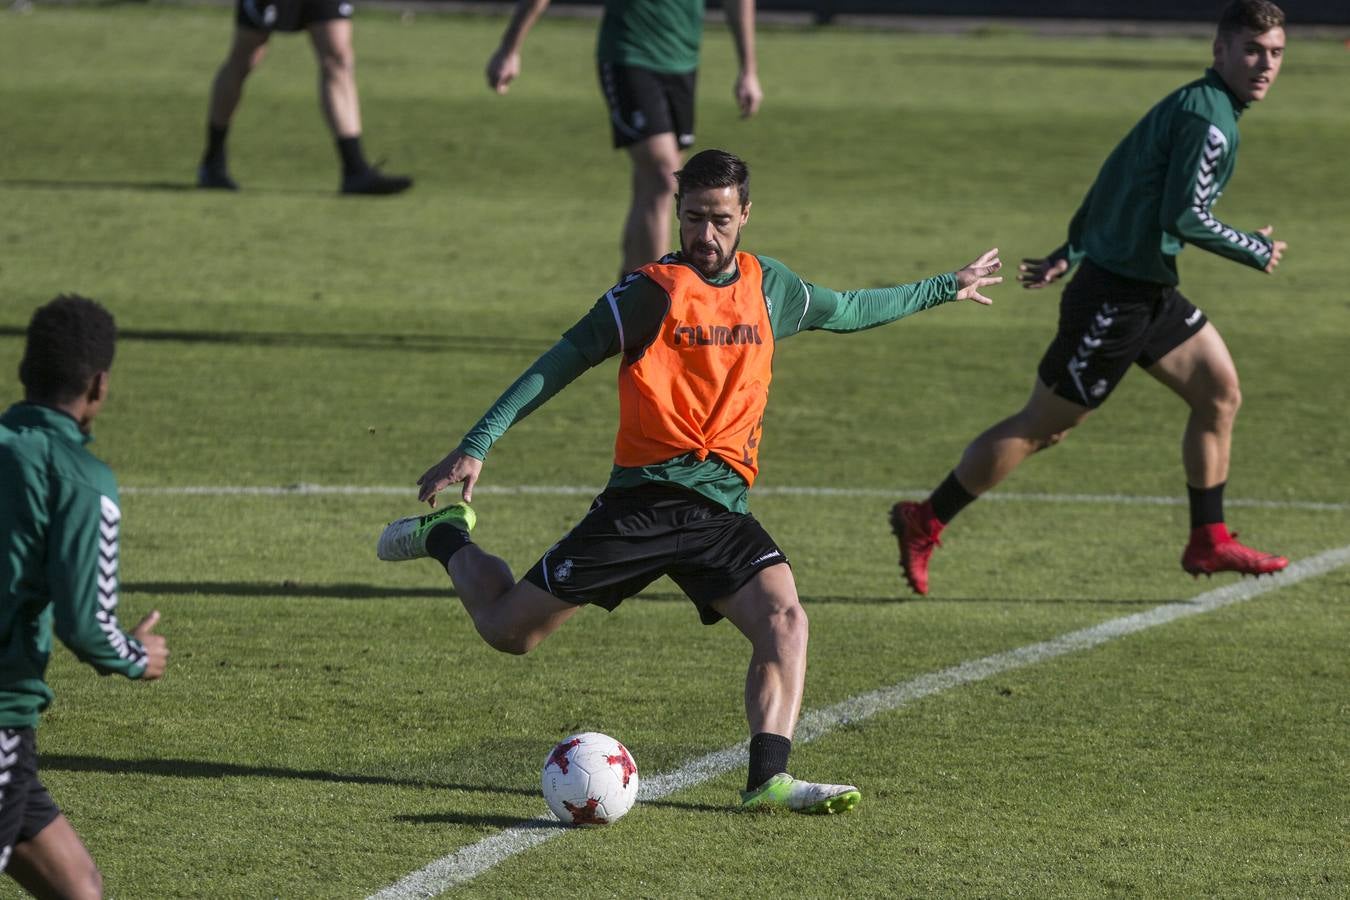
[418,450,484,506]
[486,48,521,94]
[954,247,1003,305]
[1258,225,1286,273]
[1018,256,1070,289]
[133,610,168,681]
[735,70,763,118]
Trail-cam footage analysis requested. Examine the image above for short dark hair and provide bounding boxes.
[1217,0,1285,36]
[675,149,750,207]
[18,294,117,403]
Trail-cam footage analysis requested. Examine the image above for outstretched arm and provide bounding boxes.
[771,249,1002,337]
[724,0,762,118]
[417,337,592,505]
[486,0,553,94]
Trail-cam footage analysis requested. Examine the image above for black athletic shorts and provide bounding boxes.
[523,483,789,625]
[236,0,352,32]
[598,62,697,150]
[1037,259,1207,409]
[0,728,61,871]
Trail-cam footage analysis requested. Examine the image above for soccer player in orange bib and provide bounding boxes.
[379,150,1001,812]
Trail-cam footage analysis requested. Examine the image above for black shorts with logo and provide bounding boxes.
[0,728,61,871]
[523,483,789,625]
[236,0,352,33]
[1037,259,1207,409]
[598,62,697,150]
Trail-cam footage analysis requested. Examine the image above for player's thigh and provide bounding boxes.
[625,133,682,187]
[226,24,272,66]
[306,16,354,64]
[1144,322,1240,410]
[708,563,804,645]
[491,579,584,645]
[6,815,101,900]
[1020,377,1094,437]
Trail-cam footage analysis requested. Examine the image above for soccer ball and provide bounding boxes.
[541,731,639,826]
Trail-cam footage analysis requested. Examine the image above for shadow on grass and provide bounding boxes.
[41,754,535,795]
[397,796,728,828]
[636,591,1164,606]
[0,325,553,356]
[122,580,457,600]
[0,177,335,196]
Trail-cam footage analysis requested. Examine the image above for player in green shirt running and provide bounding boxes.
[379,149,1002,813]
[487,0,761,276]
[892,0,1290,596]
[0,295,168,897]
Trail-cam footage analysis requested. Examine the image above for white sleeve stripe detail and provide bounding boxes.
[795,279,812,333]
[605,291,626,353]
[1188,125,1269,260]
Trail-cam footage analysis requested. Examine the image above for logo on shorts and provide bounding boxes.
[553,559,574,583]
[631,111,647,132]
[1090,379,1109,398]
[338,1,353,16]
[751,550,782,566]
[1185,308,1203,327]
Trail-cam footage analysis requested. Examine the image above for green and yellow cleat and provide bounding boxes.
[740,773,861,815]
[376,502,476,562]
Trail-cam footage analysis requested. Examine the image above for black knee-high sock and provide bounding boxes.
[747,732,792,792]
[336,135,369,176]
[203,123,229,167]
[1187,482,1226,530]
[929,470,977,525]
[426,523,472,567]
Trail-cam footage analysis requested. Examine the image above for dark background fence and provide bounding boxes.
[547,1,1350,26]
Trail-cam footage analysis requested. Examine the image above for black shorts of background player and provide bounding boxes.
[197,0,411,195]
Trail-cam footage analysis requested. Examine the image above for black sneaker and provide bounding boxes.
[196,163,239,191]
[340,167,413,196]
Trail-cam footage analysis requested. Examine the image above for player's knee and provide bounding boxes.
[1039,429,1071,450]
[767,599,808,651]
[72,863,104,900]
[320,49,356,81]
[1211,379,1242,421]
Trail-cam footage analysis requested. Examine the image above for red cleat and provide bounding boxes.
[890,500,944,595]
[1181,524,1288,577]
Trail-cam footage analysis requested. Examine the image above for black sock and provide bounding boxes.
[930,470,977,525]
[203,123,229,167]
[336,136,369,177]
[425,523,471,567]
[747,732,792,792]
[1187,482,1226,530]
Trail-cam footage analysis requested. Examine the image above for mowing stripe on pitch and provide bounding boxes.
[120,483,1350,512]
[367,545,1350,899]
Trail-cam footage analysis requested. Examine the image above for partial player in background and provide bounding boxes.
[0,296,169,898]
[487,0,762,276]
[891,0,1289,596]
[197,0,412,194]
[378,150,1002,813]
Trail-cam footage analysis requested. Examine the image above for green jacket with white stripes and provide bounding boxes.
[1052,68,1274,286]
[0,403,149,728]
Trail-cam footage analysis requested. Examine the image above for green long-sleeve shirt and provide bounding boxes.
[1053,68,1273,286]
[0,403,149,728]
[457,254,958,512]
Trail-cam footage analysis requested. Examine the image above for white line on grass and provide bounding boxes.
[119,483,1350,512]
[367,545,1350,899]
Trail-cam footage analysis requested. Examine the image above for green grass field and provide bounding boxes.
[2,4,1348,897]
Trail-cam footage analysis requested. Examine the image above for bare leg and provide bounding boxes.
[1144,323,1241,489]
[709,564,807,739]
[6,815,102,900]
[206,28,270,130]
[621,133,682,275]
[953,378,1094,496]
[446,546,580,655]
[307,19,361,138]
